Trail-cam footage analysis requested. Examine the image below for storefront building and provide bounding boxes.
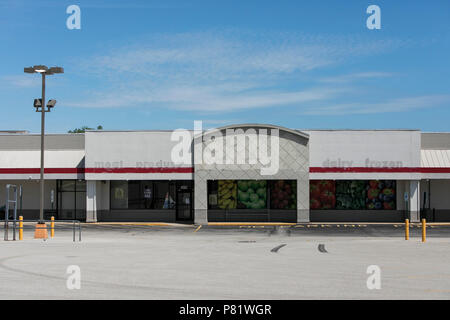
[1,125,449,223]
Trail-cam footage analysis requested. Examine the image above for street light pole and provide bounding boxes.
[39,72,45,222]
[24,65,63,235]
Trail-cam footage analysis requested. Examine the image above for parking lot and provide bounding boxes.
[1,223,450,299]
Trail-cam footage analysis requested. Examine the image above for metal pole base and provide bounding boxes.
[34,223,48,239]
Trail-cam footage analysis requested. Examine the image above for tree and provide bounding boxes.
[68,125,103,133]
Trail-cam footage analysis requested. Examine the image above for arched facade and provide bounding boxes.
[193,124,310,223]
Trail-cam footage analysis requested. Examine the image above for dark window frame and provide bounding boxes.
[110,180,177,210]
[56,179,87,220]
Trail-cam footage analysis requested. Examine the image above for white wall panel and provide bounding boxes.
[305,130,421,168]
[0,150,84,168]
[85,131,194,180]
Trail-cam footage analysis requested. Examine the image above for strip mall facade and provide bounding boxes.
[1,124,449,224]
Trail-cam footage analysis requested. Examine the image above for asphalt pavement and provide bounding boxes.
[1,222,450,299]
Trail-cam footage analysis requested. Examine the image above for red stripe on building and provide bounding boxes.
[1,167,450,174]
[0,168,84,174]
[0,167,194,174]
[414,167,450,173]
[309,167,420,173]
[84,167,194,174]
[309,167,450,173]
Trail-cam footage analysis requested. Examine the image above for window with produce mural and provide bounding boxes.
[365,180,396,210]
[237,180,267,209]
[269,180,297,210]
[208,180,297,210]
[335,180,367,210]
[217,180,237,209]
[310,180,396,210]
[309,180,336,209]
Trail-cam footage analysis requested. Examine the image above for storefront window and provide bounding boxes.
[310,180,336,209]
[269,180,296,210]
[310,180,396,210]
[153,182,172,209]
[57,180,87,220]
[110,180,175,210]
[60,180,76,192]
[335,180,365,210]
[110,181,128,209]
[207,181,219,209]
[365,180,396,210]
[75,180,86,192]
[128,181,142,209]
[237,180,266,209]
[208,180,296,210]
[208,180,237,209]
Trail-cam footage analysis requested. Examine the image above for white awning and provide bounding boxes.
[421,150,450,167]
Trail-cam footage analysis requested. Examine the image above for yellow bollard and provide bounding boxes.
[405,219,409,240]
[422,219,426,242]
[19,216,23,240]
[51,216,55,238]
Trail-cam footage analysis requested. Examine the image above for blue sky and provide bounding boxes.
[0,0,449,133]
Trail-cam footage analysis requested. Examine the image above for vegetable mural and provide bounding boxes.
[270,180,297,210]
[335,180,366,210]
[366,180,396,210]
[310,180,336,209]
[218,180,237,209]
[310,180,396,210]
[214,180,297,210]
[237,180,267,209]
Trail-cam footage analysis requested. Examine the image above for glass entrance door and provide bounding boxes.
[57,180,86,221]
[176,184,193,221]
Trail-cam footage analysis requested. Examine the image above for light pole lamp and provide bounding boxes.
[24,66,63,233]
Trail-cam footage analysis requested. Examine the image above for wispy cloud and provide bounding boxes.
[303,95,450,115]
[80,31,406,80]
[1,75,39,88]
[318,72,394,84]
[66,85,349,112]
[67,30,413,113]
